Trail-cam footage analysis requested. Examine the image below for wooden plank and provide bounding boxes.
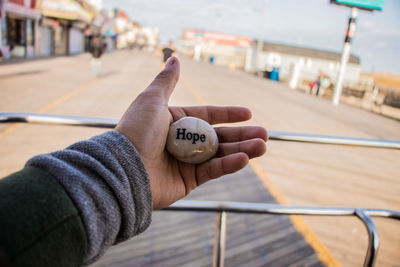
[92,166,324,266]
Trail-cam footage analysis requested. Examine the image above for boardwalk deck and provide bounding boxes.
[92,166,324,267]
[1,51,398,266]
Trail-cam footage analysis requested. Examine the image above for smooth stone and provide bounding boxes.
[166,116,219,164]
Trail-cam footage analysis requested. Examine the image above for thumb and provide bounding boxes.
[144,56,180,103]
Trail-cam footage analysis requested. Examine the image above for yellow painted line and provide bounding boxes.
[0,123,22,138]
[183,74,340,267]
[249,160,289,204]
[181,75,207,105]
[249,160,341,267]
[36,78,98,114]
[0,78,98,139]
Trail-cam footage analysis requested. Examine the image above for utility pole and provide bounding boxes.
[332,7,358,105]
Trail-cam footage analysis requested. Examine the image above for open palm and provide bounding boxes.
[116,57,268,209]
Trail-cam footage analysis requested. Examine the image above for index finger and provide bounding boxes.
[169,105,252,125]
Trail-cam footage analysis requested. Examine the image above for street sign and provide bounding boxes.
[330,0,385,11]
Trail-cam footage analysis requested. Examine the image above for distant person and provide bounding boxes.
[315,76,321,96]
[313,72,330,96]
[161,41,176,69]
[319,73,331,96]
[90,34,105,77]
[309,80,315,94]
[309,75,321,96]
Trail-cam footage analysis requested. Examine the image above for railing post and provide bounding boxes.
[355,209,380,267]
[212,211,227,267]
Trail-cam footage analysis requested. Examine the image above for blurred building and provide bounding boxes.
[111,9,158,51]
[80,0,104,52]
[100,9,116,52]
[36,0,93,56]
[139,26,158,51]
[177,29,251,69]
[0,0,41,59]
[112,8,127,49]
[0,0,108,60]
[86,0,101,10]
[0,1,158,61]
[245,41,361,87]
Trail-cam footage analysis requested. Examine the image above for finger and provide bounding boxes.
[196,153,249,186]
[169,105,251,124]
[215,126,268,143]
[217,139,266,159]
[144,56,180,104]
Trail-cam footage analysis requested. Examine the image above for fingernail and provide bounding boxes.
[166,57,176,68]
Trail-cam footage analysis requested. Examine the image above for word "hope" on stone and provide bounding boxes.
[176,128,206,144]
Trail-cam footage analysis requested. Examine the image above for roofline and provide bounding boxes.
[255,41,360,65]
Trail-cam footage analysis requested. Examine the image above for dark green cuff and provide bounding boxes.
[0,167,87,267]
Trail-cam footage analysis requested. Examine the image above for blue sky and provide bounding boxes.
[104,0,400,74]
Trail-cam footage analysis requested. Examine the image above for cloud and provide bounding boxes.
[359,20,400,37]
[103,0,400,74]
[376,41,389,48]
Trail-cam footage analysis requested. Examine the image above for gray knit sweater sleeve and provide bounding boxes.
[26,130,152,265]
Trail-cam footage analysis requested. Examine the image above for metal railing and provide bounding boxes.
[1,112,400,149]
[1,112,400,267]
[165,200,400,267]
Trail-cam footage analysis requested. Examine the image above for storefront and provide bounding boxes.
[53,19,68,55]
[38,0,92,56]
[39,17,56,56]
[0,0,40,59]
[68,21,86,54]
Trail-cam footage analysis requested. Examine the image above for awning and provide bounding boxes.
[40,0,91,23]
[4,2,41,20]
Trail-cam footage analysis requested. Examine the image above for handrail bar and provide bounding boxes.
[1,112,400,265]
[1,112,400,149]
[0,112,118,128]
[165,200,400,219]
[163,200,400,267]
[355,209,379,267]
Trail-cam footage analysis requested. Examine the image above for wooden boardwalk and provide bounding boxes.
[1,51,399,266]
[92,166,324,267]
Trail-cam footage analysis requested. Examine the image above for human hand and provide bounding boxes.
[116,57,268,209]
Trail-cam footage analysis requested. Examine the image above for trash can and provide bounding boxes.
[209,56,215,64]
[270,67,279,82]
